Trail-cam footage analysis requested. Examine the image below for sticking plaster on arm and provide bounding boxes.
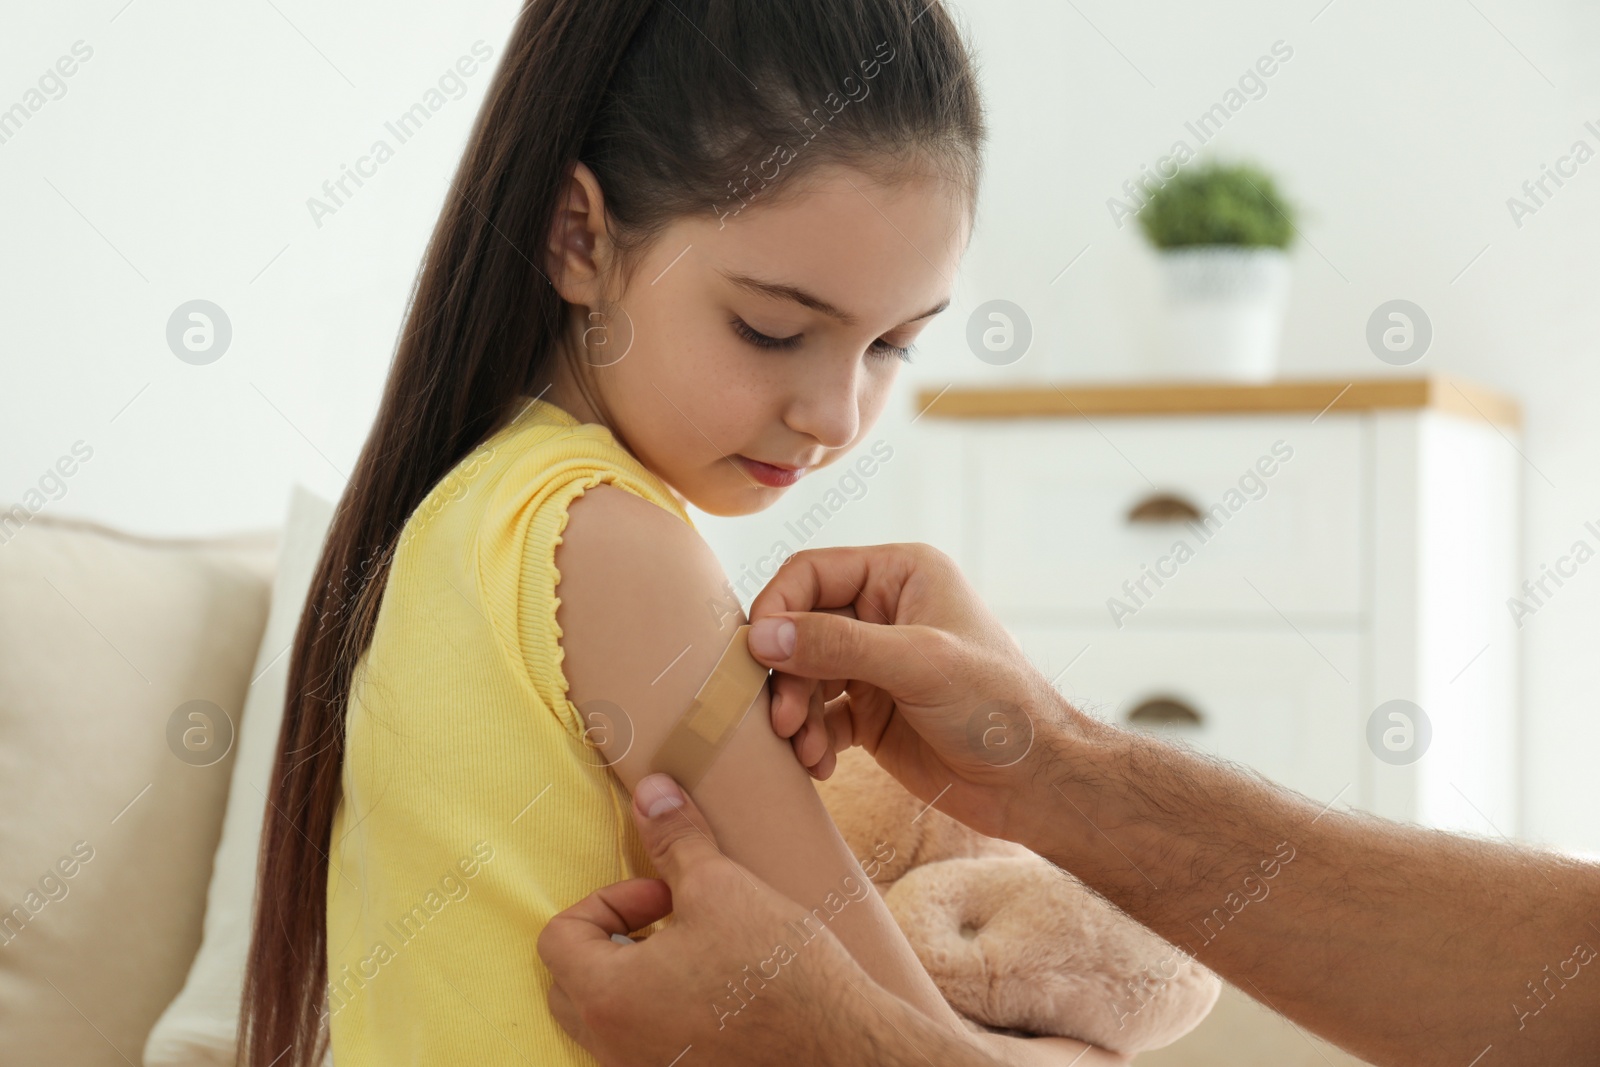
[647,624,770,793]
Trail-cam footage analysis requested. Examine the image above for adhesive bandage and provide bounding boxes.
[648,624,770,792]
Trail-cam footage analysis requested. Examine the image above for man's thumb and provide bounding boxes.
[748,612,931,696]
[631,774,721,882]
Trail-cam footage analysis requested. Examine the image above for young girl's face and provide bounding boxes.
[545,161,971,517]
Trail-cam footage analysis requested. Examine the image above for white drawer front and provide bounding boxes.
[1005,623,1364,810]
[966,416,1366,625]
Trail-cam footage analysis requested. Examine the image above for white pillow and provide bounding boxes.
[143,484,336,1066]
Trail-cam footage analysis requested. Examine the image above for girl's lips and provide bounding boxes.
[735,455,805,488]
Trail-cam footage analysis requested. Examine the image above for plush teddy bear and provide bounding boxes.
[815,746,1220,1055]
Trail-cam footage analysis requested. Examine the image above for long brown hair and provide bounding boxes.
[239,1,986,1063]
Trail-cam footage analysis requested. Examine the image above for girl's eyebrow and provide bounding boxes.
[718,269,950,328]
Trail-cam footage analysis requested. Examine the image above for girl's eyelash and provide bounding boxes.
[874,339,917,362]
[731,318,801,351]
[730,318,916,363]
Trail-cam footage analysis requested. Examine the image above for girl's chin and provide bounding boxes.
[695,483,787,519]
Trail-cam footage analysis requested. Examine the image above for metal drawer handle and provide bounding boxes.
[1127,697,1204,729]
[1127,493,1202,524]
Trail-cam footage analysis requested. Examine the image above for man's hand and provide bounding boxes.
[538,772,996,1067]
[749,542,1075,844]
[746,542,1600,1067]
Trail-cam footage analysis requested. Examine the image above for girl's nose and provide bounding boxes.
[783,363,861,450]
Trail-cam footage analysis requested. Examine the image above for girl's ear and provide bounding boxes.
[545,160,612,306]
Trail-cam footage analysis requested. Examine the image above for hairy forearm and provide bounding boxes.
[1013,703,1600,1066]
[854,997,994,1067]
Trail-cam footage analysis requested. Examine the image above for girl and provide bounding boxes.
[241,1,1120,1064]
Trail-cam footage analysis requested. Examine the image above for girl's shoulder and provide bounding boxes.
[447,398,701,739]
[471,396,694,535]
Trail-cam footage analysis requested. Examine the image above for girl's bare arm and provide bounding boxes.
[553,483,972,1037]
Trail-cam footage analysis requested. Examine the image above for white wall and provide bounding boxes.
[4,0,1596,849]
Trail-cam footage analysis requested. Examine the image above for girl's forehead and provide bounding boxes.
[674,165,969,306]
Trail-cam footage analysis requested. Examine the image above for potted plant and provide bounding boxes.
[1137,161,1296,381]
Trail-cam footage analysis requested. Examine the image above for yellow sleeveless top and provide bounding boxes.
[326,396,696,1065]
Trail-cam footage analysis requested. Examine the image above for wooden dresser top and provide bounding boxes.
[913,376,1521,429]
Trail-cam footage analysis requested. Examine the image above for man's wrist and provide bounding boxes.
[1011,696,1202,899]
[860,994,1000,1066]
[1011,694,1116,855]
[782,925,996,1065]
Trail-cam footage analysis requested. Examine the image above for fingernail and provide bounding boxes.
[637,773,685,818]
[750,617,797,660]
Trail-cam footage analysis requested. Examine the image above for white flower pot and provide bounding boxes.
[1152,246,1290,381]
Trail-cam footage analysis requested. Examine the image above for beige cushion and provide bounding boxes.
[0,507,278,1065]
[144,484,336,1066]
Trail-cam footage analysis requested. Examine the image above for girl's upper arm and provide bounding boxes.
[551,482,965,1033]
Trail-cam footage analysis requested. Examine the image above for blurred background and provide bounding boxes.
[3,1,1596,1064]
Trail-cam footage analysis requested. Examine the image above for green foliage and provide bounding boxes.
[1137,162,1296,249]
